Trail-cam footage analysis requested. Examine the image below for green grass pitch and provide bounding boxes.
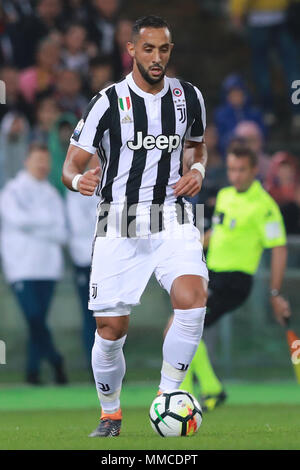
[0,382,300,450]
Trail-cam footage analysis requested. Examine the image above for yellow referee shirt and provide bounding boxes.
[206,180,286,275]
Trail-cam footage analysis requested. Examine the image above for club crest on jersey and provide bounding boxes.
[176,103,186,123]
[119,96,131,111]
[127,131,180,152]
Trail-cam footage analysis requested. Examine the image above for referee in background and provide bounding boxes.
[179,140,291,410]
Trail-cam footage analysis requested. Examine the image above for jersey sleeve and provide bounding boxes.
[70,92,110,154]
[258,197,287,249]
[185,86,206,142]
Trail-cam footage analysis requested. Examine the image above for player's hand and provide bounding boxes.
[172,169,203,198]
[78,166,101,196]
[271,295,291,326]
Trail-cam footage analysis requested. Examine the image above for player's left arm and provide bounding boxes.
[173,141,208,198]
[270,245,291,326]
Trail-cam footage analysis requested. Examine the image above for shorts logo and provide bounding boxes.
[173,88,182,97]
[91,283,98,299]
[127,131,180,152]
[119,96,131,111]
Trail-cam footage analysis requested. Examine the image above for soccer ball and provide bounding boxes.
[149,390,202,437]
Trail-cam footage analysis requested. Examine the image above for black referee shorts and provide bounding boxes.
[204,270,253,328]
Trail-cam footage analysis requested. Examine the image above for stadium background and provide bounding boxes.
[1,0,300,388]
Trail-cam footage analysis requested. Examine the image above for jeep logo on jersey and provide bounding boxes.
[127,131,180,153]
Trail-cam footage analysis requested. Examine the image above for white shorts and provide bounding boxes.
[89,223,209,316]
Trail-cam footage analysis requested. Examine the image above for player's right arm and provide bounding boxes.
[62,90,110,196]
[62,145,101,196]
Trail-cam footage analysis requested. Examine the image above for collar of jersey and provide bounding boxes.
[233,179,262,197]
[126,72,170,100]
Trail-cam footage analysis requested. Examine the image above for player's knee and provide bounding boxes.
[96,325,126,341]
[95,316,129,341]
[172,286,207,310]
[170,275,208,310]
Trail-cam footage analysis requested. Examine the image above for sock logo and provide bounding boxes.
[178,363,189,371]
[98,382,110,392]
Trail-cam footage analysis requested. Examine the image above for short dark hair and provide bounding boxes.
[28,142,49,156]
[227,139,258,167]
[132,15,171,41]
[89,55,113,69]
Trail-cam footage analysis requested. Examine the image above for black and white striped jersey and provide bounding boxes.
[70,72,206,237]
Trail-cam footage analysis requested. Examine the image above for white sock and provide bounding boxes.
[91,331,126,413]
[159,307,206,391]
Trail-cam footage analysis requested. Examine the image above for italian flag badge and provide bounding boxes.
[119,96,131,111]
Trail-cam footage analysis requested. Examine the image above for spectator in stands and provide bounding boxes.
[0,5,20,67]
[112,18,133,80]
[0,143,68,385]
[230,0,300,129]
[86,56,114,99]
[233,120,271,181]
[0,66,33,124]
[264,151,300,234]
[1,0,33,21]
[19,37,61,104]
[54,68,88,118]
[286,0,300,43]
[48,112,78,196]
[15,0,63,68]
[61,22,90,76]
[214,74,266,158]
[30,96,60,144]
[0,111,30,189]
[88,0,120,55]
[61,0,91,24]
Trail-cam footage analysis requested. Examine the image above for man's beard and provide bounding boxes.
[136,60,166,85]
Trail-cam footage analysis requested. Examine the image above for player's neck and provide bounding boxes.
[236,179,255,193]
[131,68,165,95]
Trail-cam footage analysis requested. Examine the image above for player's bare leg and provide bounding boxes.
[89,315,129,437]
[159,274,208,393]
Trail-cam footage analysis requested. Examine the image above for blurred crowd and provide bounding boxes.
[0,0,134,191]
[0,0,299,231]
[0,0,300,383]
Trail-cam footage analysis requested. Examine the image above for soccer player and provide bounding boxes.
[179,141,291,410]
[62,15,209,437]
